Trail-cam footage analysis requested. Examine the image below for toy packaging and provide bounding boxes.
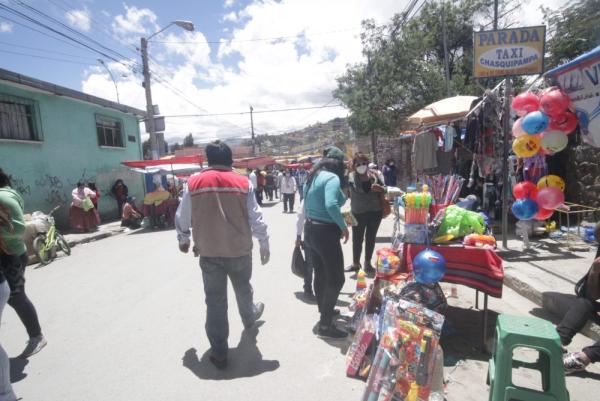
[346,314,377,377]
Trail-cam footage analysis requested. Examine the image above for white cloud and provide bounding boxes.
[0,21,13,33]
[222,11,238,23]
[111,4,159,43]
[224,0,236,9]
[65,9,91,32]
[81,0,559,144]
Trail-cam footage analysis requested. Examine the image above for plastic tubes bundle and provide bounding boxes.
[425,174,465,205]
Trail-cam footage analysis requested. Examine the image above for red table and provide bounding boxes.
[401,243,504,348]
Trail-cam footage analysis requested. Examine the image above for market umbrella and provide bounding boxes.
[408,96,479,125]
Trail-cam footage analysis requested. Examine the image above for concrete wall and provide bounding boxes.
[0,81,145,228]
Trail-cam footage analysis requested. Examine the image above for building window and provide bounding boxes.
[128,134,136,143]
[0,94,42,141]
[96,114,123,147]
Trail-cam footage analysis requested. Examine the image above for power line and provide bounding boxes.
[0,39,96,59]
[160,104,345,119]
[0,48,96,65]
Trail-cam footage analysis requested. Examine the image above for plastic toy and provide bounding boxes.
[376,248,402,277]
[413,248,447,284]
[537,175,565,192]
[541,131,568,153]
[511,92,540,116]
[512,181,538,200]
[534,207,554,220]
[356,269,367,291]
[540,88,571,116]
[512,134,541,158]
[463,233,496,248]
[522,111,549,134]
[549,110,578,134]
[511,198,539,220]
[537,186,565,209]
[436,205,486,239]
[512,117,527,137]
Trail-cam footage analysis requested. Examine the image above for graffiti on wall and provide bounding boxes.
[44,189,69,206]
[35,174,64,189]
[8,175,31,196]
[67,169,97,187]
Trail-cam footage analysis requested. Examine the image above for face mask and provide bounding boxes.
[356,165,368,174]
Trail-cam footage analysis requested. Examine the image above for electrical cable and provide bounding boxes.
[0,39,96,59]
[0,48,96,65]
[160,104,345,118]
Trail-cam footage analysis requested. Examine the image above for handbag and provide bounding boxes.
[291,245,306,278]
[81,197,94,212]
[379,192,391,218]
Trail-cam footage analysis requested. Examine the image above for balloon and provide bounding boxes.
[549,111,578,134]
[534,207,554,220]
[537,175,565,192]
[540,88,571,116]
[522,111,550,134]
[512,181,538,200]
[413,248,447,284]
[512,118,527,137]
[511,198,539,220]
[512,92,540,115]
[512,135,541,158]
[541,131,568,153]
[537,187,565,209]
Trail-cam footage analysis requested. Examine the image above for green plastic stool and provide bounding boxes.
[487,314,569,401]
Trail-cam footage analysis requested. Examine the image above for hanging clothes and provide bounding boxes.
[413,130,438,172]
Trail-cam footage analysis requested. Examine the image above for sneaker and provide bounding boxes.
[563,352,588,374]
[317,323,347,339]
[19,335,47,358]
[209,355,228,370]
[244,302,265,329]
[345,263,360,272]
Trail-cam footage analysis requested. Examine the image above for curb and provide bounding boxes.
[504,271,600,342]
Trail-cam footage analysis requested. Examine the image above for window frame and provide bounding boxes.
[95,114,124,148]
[0,93,43,142]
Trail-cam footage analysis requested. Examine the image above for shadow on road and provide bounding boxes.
[292,291,350,308]
[182,321,279,380]
[10,357,28,383]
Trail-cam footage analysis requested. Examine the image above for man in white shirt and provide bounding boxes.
[280,169,297,213]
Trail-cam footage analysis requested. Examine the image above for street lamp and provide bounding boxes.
[141,20,195,159]
[97,59,120,104]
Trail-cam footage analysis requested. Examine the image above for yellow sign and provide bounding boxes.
[473,26,546,78]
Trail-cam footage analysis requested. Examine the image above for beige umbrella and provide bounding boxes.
[408,95,479,125]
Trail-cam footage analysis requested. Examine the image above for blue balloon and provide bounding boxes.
[413,248,447,284]
[511,198,539,220]
[522,111,549,134]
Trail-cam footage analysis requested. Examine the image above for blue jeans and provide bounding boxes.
[199,255,257,359]
[298,185,304,201]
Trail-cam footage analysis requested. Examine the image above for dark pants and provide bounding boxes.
[199,255,258,359]
[283,193,295,212]
[265,186,274,201]
[556,297,600,363]
[255,189,263,206]
[352,210,383,264]
[117,198,126,220]
[0,253,42,338]
[304,249,314,292]
[304,221,344,326]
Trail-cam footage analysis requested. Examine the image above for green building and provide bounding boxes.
[0,68,146,227]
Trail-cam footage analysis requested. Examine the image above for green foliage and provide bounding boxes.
[183,133,194,147]
[543,0,600,69]
[334,0,521,137]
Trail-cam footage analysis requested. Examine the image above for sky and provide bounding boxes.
[0,0,564,144]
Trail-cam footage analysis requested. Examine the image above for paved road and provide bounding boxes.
[3,198,599,400]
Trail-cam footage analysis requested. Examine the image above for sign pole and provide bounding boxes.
[502,77,511,248]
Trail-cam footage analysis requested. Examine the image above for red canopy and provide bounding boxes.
[233,156,276,169]
[283,162,313,170]
[121,155,203,168]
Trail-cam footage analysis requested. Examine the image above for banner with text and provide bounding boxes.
[473,26,546,78]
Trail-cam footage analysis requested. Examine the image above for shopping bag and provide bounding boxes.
[81,197,94,212]
[291,245,306,278]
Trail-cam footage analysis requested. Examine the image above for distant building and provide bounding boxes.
[0,68,146,227]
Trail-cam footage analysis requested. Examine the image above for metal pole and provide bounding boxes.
[502,77,511,248]
[441,1,451,96]
[141,37,158,160]
[493,0,499,30]
[98,60,120,104]
[250,105,256,157]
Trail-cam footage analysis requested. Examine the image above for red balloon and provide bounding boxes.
[512,181,538,200]
[534,207,554,220]
[511,92,540,115]
[540,89,571,117]
[549,111,578,134]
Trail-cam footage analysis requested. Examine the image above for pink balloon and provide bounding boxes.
[540,88,571,117]
[534,207,554,220]
[512,92,540,115]
[537,187,565,210]
[512,118,527,137]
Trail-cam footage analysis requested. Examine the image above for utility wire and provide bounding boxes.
[0,39,96,59]
[160,104,345,119]
[0,48,96,65]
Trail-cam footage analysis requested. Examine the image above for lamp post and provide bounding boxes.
[141,20,194,159]
[97,59,120,104]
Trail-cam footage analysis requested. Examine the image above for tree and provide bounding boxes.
[543,0,600,69]
[183,133,195,147]
[334,0,521,139]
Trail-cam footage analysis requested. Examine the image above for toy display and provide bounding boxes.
[537,175,565,191]
[357,269,368,291]
[512,181,538,200]
[435,205,486,240]
[536,186,565,210]
[403,189,432,225]
[511,198,539,220]
[540,131,568,153]
[511,92,540,115]
[463,233,497,249]
[522,110,549,134]
[512,134,541,158]
[346,314,377,377]
[412,249,447,285]
[424,175,465,207]
[376,248,403,278]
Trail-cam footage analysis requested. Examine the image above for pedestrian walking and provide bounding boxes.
[69,181,99,232]
[111,179,128,219]
[297,147,349,339]
[382,159,397,187]
[175,141,270,370]
[345,153,386,275]
[296,165,308,202]
[558,223,600,374]
[265,171,276,201]
[276,170,283,200]
[280,169,297,213]
[255,169,265,206]
[0,168,47,359]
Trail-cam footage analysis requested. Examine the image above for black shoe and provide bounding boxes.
[345,263,360,272]
[317,324,347,339]
[303,288,315,299]
[364,261,376,275]
[209,355,228,370]
[245,302,265,329]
